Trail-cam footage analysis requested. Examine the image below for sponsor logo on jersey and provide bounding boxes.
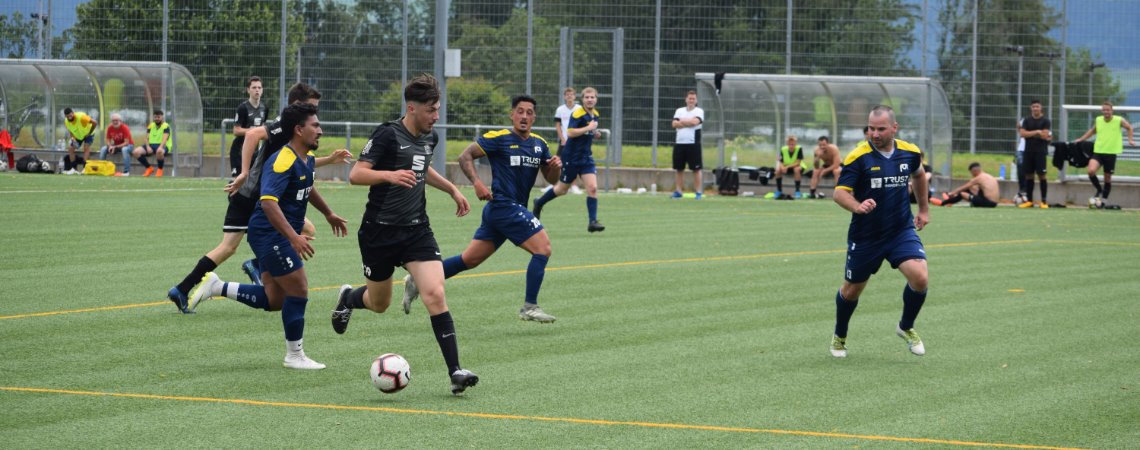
[361,139,373,155]
[899,163,909,172]
[412,155,426,171]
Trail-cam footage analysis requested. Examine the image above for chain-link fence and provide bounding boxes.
[4,0,1135,167]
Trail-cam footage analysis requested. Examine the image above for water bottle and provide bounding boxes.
[650,183,657,195]
[999,164,1006,180]
[730,151,738,170]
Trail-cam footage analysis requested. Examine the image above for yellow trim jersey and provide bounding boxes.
[249,146,315,235]
[837,139,924,242]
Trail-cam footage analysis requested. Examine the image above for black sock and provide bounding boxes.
[138,157,150,168]
[810,188,817,195]
[834,291,858,338]
[1025,179,1034,202]
[944,194,963,205]
[794,180,801,192]
[1039,178,1047,203]
[430,311,461,374]
[899,284,927,330]
[776,178,783,192]
[63,156,72,171]
[1089,174,1102,196]
[1103,182,1111,200]
[157,159,165,169]
[176,256,218,295]
[348,286,367,309]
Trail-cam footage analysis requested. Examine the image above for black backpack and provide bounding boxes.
[714,166,739,196]
[16,154,42,173]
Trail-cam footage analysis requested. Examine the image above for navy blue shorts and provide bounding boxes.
[247,229,303,277]
[560,163,597,184]
[844,227,926,283]
[70,135,94,147]
[472,201,544,248]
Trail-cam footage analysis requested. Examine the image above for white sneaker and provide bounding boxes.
[401,274,419,314]
[283,352,326,370]
[896,325,926,356]
[188,272,223,312]
[830,335,847,358]
[570,185,584,194]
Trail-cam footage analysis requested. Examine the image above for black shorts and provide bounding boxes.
[1023,150,1048,175]
[672,143,703,171]
[358,221,442,282]
[223,193,257,232]
[1092,153,1117,174]
[969,194,997,208]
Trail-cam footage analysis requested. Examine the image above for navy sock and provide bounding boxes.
[443,255,469,279]
[348,286,367,309]
[525,254,549,304]
[794,180,801,192]
[899,284,927,330]
[1103,182,1112,200]
[176,256,218,295]
[157,159,165,169]
[138,157,150,168]
[229,284,270,310]
[430,311,461,374]
[586,197,598,222]
[281,296,307,342]
[834,291,858,338]
[1088,174,1102,195]
[534,188,557,207]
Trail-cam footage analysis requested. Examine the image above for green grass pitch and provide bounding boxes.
[1,172,1136,449]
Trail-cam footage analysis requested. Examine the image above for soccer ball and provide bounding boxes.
[370,353,411,393]
[40,161,52,173]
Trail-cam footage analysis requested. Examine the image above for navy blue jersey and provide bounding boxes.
[562,105,599,166]
[249,145,315,235]
[837,139,924,242]
[476,129,553,205]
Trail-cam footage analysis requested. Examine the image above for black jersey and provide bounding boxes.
[229,100,269,176]
[237,118,289,199]
[1020,116,1051,154]
[358,119,438,226]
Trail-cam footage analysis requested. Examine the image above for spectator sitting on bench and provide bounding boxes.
[63,107,98,175]
[131,109,172,177]
[774,135,805,198]
[98,113,135,176]
[809,135,841,198]
[930,162,998,207]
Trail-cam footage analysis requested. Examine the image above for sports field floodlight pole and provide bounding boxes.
[1087,62,1105,125]
[1038,51,1061,121]
[1006,45,1024,143]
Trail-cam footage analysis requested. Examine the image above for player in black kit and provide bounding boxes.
[330,74,480,395]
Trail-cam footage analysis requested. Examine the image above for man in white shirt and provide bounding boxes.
[553,87,582,194]
[671,90,704,199]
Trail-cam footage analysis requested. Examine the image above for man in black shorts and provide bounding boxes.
[671,90,704,199]
[167,83,348,312]
[329,74,480,396]
[1016,100,1052,208]
[931,162,999,208]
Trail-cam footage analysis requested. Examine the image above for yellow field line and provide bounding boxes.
[0,387,1083,449]
[0,238,1114,321]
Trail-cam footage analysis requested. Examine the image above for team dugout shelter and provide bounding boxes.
[0,59,203,176]
[695,73,953,184]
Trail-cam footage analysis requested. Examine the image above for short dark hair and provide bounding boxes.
[287,83,321,104]
[818,136,830,143]
[1030,99,1041,106]
[511,95,537,110]
[153,109,164,116]
[63,107,73,115]
[248,76,262,87]
[870,104,895,122]
[405,74,441,105]
[280,102,319,137]
[968,162,981,170]
[862,125,871,133]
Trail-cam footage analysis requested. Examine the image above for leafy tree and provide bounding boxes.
[0,12,37,59]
